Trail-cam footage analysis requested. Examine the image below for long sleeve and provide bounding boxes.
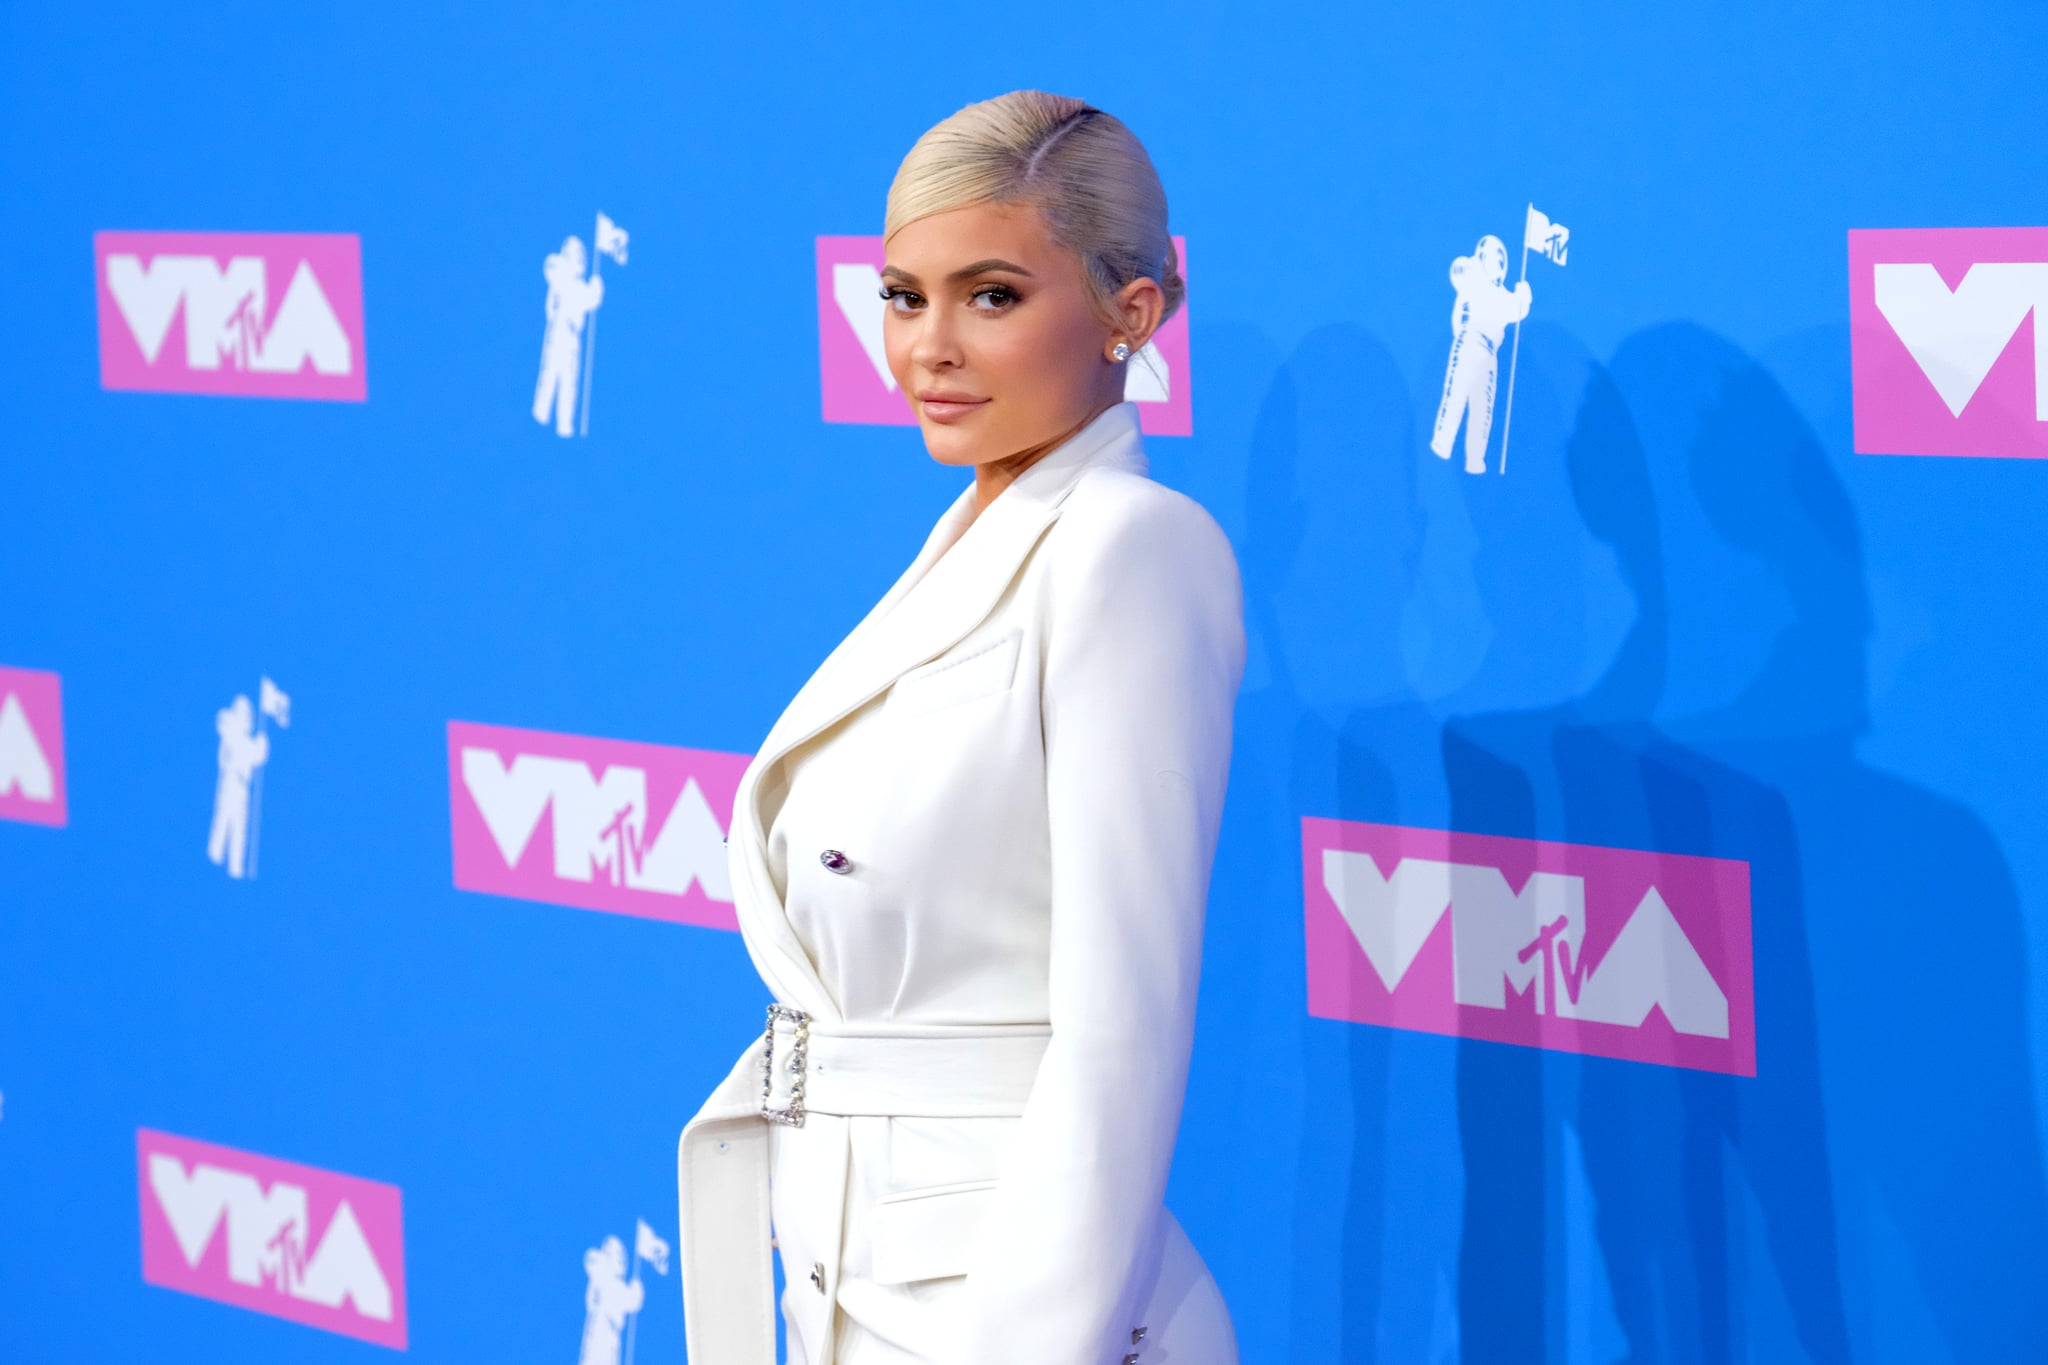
[955,481,1245,1364]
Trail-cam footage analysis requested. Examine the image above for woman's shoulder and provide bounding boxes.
[1038,465,1245,658]
[1051,465,1238,579]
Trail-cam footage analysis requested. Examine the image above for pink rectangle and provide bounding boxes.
[448,720,749,931]
[137,1128,407,1349]
[1849,226,2048,459]
[815,233,1193,436]
[1303,818,1755,1076]
[0,665,66,827]
[95,231,367,401]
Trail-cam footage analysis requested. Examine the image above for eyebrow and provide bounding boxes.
[880,258,1036,286]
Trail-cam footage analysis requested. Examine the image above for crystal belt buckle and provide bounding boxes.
[760,1003,810,1127]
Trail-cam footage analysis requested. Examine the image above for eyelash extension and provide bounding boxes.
[874,284,1017,309]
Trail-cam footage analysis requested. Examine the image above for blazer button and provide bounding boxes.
[819,849,852,874]
[811,1261,826,1293]
[1131,1327,1148,1343]
[1123,1355,1140,1365]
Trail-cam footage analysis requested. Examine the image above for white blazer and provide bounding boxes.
[677,403,1244,1365]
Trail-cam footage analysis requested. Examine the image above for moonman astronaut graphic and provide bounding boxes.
[207,694,269,879]
[577,1235,643,1365]
[533,236,605,438]
[1431,235,1532,475]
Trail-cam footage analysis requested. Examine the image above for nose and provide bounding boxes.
[906,302,964,375]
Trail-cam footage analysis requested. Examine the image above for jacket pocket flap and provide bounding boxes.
[887,631,1021,717]
[869,1179,997,1285]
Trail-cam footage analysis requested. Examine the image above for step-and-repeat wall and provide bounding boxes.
[4,4,2044,1362]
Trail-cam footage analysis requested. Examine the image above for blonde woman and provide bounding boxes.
[678,91,1243,1365]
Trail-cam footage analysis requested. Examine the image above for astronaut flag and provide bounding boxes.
[1495,204,1571,476]
[573,213,630,437]
[259,676,291,728]
[1525,206,1569,266]
[634,1219,670,1276]
[596,212,630,267]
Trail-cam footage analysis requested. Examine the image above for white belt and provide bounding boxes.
[677,1006,1051,1365]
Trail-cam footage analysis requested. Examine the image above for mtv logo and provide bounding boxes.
[1849,227,2048,458]
[1302,819,1755,1075]
[137,1128,407,1349]
[95,231,367,401]
[0,666,66,828]
[815,234,1194,436]
[448,720,750,930]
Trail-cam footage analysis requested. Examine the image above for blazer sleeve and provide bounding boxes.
[955,482,1246,1364]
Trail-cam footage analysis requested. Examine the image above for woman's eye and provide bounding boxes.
[879,286,923,313]
[969,285,1019,311]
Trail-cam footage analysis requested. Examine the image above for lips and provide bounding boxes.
[917,391,989,424]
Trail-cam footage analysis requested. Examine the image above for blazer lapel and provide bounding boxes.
[727,404,1148,1006]
[755,402,1146,781]
[744,485,977,773]
[733,403,1155,916]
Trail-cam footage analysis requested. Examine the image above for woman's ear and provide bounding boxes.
[1110,275,1166,355]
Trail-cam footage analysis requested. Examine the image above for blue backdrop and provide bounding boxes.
[4,3,2045,1361]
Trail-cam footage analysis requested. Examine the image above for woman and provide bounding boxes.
[678,91,1244,1365]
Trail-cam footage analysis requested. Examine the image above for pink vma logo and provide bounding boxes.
[0,665,66,827]
[816,234,1194,436]
[448,721,749,931]
[1849,227,2048,459]
[95,231,367,401]
[137,1128,407,1349]
[1303,819,1755,1075]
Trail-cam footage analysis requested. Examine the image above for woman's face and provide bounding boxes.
[882,200,1147,470]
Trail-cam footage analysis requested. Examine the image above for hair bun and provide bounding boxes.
[1157,237,1186,320]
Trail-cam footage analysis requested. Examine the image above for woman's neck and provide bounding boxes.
[965,400,1115,525]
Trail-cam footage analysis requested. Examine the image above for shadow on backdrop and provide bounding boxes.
[1637,325,2048,1362]
[1435,317,1598,1365]
[1232,321,1456,1363]
[1231,310,2043,1362]
[1442,321,1859,1364]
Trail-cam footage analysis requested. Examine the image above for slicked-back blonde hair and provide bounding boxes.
[885,90,1184,325]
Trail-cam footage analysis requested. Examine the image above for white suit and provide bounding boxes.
[677,404,1244,1365]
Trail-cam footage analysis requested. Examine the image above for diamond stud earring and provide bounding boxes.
[1111,342,1131,362]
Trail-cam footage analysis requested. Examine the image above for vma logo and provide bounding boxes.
[1850,227,2048,459]
[137,1128,407,1349]
[815,234,1194,436]
[1303,819,1755,1075]
[95,231,366,401]
[448,721,749,930]
[0,665,66,828]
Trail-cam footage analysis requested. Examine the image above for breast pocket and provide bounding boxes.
[886,629,1021,718]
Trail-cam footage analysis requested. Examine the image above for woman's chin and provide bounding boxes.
[917,422,991,468]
